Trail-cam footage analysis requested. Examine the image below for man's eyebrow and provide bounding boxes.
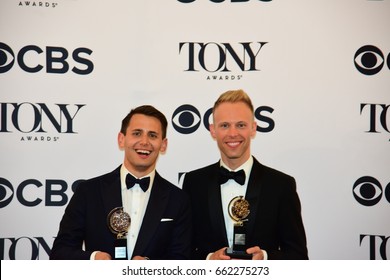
[130,128,160,135]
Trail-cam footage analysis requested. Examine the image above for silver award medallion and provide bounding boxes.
[107,207,130,260]
[107,207,131,239]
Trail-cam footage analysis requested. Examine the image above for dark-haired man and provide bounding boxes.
[51,105,191,260]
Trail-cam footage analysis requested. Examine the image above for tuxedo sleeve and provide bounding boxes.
[50,182,95,260]
[267,177,308,260]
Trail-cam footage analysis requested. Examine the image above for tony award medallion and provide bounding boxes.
[107,207,131,260]
[225,196,252,259]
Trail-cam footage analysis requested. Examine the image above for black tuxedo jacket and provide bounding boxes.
[182,158,308,260]
[50,166,191,260]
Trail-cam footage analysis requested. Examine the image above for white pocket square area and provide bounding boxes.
[160,218,174,222]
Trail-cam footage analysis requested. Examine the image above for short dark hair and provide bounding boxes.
[120,105,168,139]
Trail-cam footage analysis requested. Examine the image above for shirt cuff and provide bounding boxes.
[90,251,98,260]
[262,250,268,260]
[206,253,213,260]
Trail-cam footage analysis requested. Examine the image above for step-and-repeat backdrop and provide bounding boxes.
[1,0,389,260]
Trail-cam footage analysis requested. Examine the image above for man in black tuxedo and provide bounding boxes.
[50,105,191,260]
[182,90,308,260]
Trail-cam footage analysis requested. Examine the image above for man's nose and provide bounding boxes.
[227,126,239,136]
[139,134,149,145]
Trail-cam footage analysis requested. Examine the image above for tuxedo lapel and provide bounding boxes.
[100,166,123,219]
[245,159,264,241]
[132,172,169,256]
[208,163,229,246]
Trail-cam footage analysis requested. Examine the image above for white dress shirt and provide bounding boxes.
[120,164,154,259]
[220,157,253,247]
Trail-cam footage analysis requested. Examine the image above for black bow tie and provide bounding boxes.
[219,166,246,186]
[126,173,150,192]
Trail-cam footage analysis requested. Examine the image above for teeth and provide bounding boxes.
[227,142,240,147]
[136,149,151,155]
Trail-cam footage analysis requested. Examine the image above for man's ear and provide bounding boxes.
[117,132,125,150]
[209,123,216,139]
[160,138,168,154]
[251,121,257,139]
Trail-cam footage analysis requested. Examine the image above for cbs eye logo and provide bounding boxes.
[353,176,390,206]
[354,45,390,75]
[172,105,205,134]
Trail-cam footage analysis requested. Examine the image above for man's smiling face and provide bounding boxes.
[118,113,167,177]
[210,101,256,170]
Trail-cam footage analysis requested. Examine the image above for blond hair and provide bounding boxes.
[213,89,254,115]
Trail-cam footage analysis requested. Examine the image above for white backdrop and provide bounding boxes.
[1,0,389,260]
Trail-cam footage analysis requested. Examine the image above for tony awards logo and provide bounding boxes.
[107,207,131,260]
[226,196,251,259]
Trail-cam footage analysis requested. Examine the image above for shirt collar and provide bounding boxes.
[220,156,253,183]
[120,164,155,192]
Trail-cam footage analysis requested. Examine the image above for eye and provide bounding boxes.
[0,178,14,208]
[237,123,246,129]
[149,133,158,139]
[0,42,15,73]
[220,123,229,129]
[172,104,201,134]
[353,176,382,206]
[354,45,384,75]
